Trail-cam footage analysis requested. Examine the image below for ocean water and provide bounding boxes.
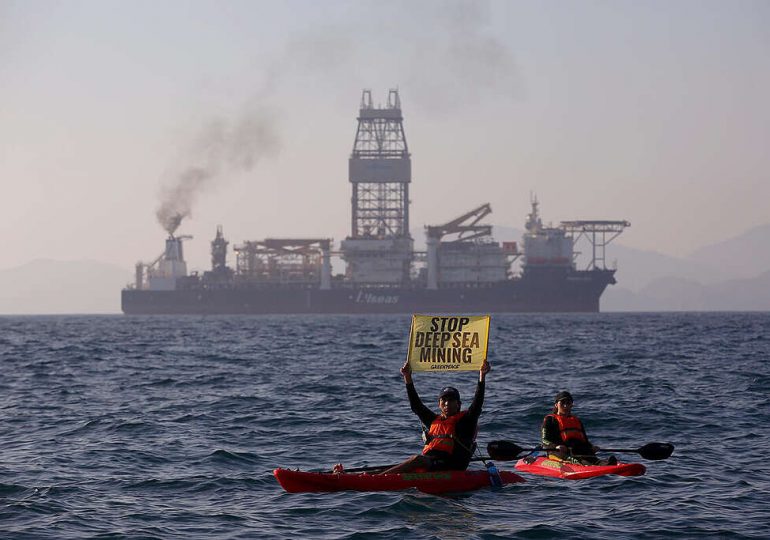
[1,312,768,539]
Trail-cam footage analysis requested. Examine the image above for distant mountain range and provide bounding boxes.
[1,223,768,314]
[602,223,770,311]
[603,270,770,311]
[494,223,770,311]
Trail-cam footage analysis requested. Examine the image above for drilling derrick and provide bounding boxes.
[340,89,413,285]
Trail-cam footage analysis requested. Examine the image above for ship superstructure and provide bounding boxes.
[133,234,190,292]
[425,203,515,289]
[122,89,629,314]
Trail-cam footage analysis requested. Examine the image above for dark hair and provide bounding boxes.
[552,390,573,413]
[439,386,461,402]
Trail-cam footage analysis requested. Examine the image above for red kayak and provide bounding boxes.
[274,467,525,494]
[514,455,646,480]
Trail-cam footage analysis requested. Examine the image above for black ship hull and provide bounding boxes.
[121,268,615,315]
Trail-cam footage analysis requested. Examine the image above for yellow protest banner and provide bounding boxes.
[406,314,490,372]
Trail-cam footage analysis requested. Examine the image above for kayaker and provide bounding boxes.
[379,359,491,474]
[541,390,616,466]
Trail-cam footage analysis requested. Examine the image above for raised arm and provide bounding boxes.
[401,360,413,385]
[478,359,490,382]
[466,360,491,419]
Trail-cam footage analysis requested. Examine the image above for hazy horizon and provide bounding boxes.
[3,0,769,276]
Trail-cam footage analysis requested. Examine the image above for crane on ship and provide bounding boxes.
[426,203,493,243]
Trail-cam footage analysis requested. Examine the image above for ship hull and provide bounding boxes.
[121,268,615,315]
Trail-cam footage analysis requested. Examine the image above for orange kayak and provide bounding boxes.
[514,455,646,480]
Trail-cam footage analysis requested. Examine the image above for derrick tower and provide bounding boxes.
[340,89,413,285]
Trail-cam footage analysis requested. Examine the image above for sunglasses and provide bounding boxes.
[558,399,573,405]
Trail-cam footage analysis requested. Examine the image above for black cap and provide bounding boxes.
[439,387,460,401]
[554,391,573,403]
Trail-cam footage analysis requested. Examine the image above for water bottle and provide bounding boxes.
[486,461,503,489]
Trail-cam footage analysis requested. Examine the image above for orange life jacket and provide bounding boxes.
[422,411,468,455]
[548,413,587,444]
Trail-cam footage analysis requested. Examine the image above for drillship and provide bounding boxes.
[122,90,629,315]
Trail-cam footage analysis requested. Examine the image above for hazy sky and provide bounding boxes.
[2,0,768,274]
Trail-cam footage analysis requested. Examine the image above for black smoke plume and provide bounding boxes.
[156,108,280,235]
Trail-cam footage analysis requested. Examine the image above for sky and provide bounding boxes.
[2,0,769,275]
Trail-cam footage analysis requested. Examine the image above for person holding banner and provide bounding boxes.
[379,358,491,475]
[541,390,617,466]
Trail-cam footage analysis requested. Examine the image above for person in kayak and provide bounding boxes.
[379,359,491,475]
[541,390,617,466]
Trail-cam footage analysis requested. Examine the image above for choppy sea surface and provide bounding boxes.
[1,312,769,539]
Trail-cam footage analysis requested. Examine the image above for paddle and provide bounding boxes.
[487,440,675,461]
[594,442,674,461]
[486,441,528,461]
[330,444,525,474]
